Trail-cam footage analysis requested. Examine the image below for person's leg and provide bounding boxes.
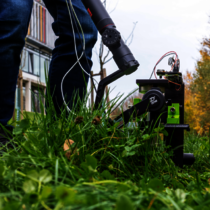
[43,0,98,115]
[0,0,33,126]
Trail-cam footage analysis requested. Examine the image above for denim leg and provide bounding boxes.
[44,0,98,115]
[0,0,33,125]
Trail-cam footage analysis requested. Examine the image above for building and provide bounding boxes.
[16,0,57,116]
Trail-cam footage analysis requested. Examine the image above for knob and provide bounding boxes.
[102,28,121,47]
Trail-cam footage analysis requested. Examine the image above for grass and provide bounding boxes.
[1,91,210,210]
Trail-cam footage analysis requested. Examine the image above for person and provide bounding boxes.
[0,0,98,146]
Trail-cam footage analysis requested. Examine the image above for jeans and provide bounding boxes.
[0,0,98,125]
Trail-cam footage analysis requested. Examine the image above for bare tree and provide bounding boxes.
[92,0,138,108]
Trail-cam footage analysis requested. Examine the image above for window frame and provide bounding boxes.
[21,48,51,79]
[31,85,45,113]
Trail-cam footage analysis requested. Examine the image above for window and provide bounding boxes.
[45,59,50,72]
[15,85,20,110]
[22,84,26,111]
[29,52,34,74]
[34,54,40,76]
[20,50,28,72]
[40,57,50,83]
[15,84,26,111]
[21,50,41,76]
[31,86,44,113]
[40,57,46,83]
[20,49,51,80]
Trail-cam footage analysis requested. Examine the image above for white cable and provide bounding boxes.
[68,0,99,99]
[61,0,89,114]
[68,0,91,76]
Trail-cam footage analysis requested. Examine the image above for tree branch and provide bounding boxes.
[109,0,119,14]
[124,22,138,45]
[103,50,110,63]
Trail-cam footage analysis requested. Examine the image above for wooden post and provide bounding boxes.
[19,70,23,120]
[16,70,24,120]
[103,69,110,108]
[91,71,94,110]
[100,69,104,81]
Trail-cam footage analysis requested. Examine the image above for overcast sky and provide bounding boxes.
[90,0,210,101]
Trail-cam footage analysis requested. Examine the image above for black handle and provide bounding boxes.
[81,0,140,109]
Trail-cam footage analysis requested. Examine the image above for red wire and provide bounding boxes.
[168,80,181,90]
[164,76,181,91]
[153,51,181,91]
[153,51,178,79]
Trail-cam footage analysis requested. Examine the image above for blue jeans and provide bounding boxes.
[0,0,98,125]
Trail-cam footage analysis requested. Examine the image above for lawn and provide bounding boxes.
[1,97,210,210]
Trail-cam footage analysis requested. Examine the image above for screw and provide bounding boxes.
[170,107,176,113]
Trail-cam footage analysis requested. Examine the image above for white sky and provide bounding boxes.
[90,0,210,101]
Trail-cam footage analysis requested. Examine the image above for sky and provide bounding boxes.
[90,0,210,101]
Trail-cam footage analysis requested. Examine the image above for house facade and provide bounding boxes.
[16,0,57,114]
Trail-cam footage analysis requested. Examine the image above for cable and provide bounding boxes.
[149,51,178,79]
[149,51,182,92]
[68,0,91,76]
[167,79,181,90]
[62,0,97,114]
[68,1,110,114]
[69,2,98,93]
[163,73,182,91]
[61,0,84,114]
[151,51,178,79]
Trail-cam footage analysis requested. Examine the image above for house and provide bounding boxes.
[16,0,57,118]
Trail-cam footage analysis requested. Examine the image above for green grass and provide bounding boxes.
[1,92,210,210]
[8,109,43,126]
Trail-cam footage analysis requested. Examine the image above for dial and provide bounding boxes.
[102,28,121,47]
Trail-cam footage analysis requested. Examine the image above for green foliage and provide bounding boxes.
[148,178,164,192]
[183,32,210,134]
[116,195,134,210]
[0,92,210,209]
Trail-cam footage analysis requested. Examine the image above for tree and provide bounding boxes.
[91,0,138,109]
[184,21,210,134]
[183,71,197,130]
